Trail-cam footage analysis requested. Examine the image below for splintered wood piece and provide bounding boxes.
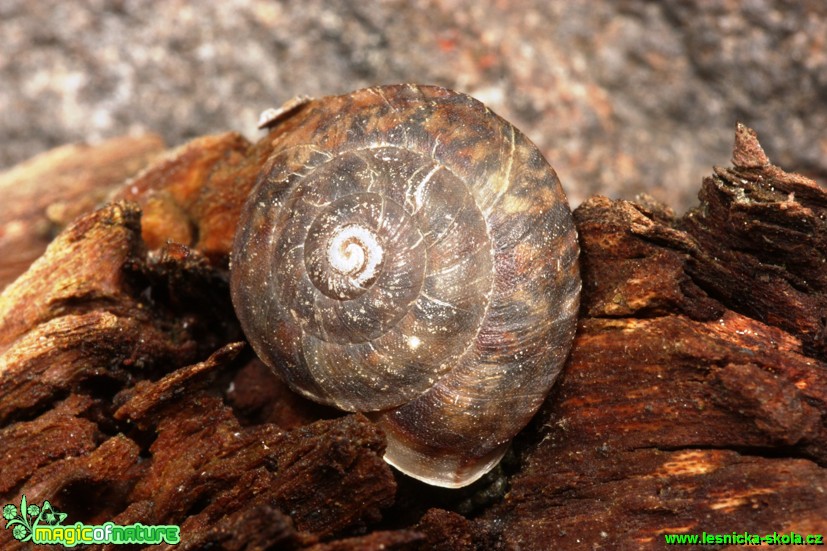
[0,134,165,290]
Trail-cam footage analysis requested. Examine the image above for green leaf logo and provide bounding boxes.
[2,495,65,542]
[2,504,16,521]
[38,501,67,526]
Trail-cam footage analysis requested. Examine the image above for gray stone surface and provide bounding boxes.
[1,0,825,209]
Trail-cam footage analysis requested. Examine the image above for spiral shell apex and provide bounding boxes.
[230,84,581,488]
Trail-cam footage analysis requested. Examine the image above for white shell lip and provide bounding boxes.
[383,436,509,489]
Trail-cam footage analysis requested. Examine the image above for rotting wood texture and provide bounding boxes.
[0,122,825,550]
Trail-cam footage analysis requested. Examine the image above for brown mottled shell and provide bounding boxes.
[230,84,580,488]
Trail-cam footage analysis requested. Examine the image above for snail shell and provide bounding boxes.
[231,84,580,488]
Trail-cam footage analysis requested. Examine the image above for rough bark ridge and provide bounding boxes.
[0,123,825,550]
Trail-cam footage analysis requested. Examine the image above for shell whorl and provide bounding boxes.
[315,222,384,296]
[231,84,581,488]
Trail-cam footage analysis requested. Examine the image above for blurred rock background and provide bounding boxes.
[0,0,824,210]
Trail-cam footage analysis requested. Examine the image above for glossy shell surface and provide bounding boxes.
[231,84,581,487]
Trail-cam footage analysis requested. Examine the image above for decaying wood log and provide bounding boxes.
[0,123,825,550]
[479,126,827,548]
[0,134,166,291]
